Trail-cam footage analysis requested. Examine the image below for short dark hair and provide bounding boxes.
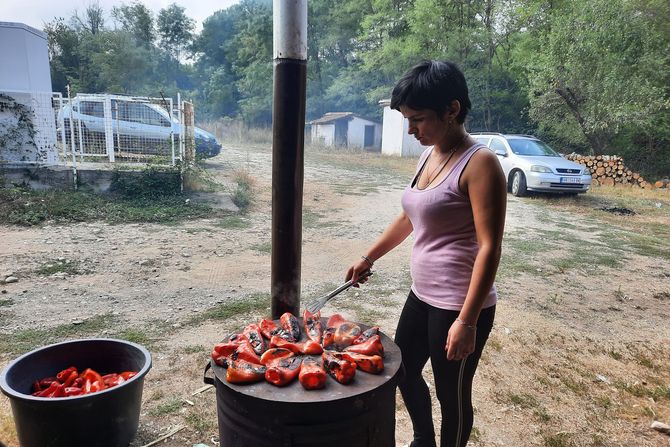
[390,60,471,124]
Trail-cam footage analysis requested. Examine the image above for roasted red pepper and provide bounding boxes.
[299,357,327,390]
[344,334,384,357]
[302,309,323,344]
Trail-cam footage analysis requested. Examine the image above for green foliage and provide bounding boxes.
[112,3,155,47]
[231,171,255,211]
[38,0,669,177]
[521,0,669,159]
[35,259,83,276]
[156,3,195,60]
[109,166,181,199]
[0,187,213,226]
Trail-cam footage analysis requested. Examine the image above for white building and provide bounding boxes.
[379,99,424,157]
[0,22,58,164]
[309,112,382,151]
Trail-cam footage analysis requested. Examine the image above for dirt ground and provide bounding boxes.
[1,142,669,447]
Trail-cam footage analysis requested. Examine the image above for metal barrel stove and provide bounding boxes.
[206,321,402,447]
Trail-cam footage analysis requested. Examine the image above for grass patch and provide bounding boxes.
[35,259,83,276]
[487,337,503,352]
[149,398,182,416]
[550,250,623,272]
[543,431,574,447]
[608,350,622,360]
[189,294,268,325]
[231,170,255,211]
[595,395,612,409]
[114,328,158,350]
[0,298,13,307]
[560,376,587,394]
[504,236,555,254]
[621,233,670,260]
[184,227,210,234]
[507,392,539,409]
[185,410,216,434]
[251,241,272,254]
[0,313,120,355]
[215,214,251,230]
[497,254,538,278]
[181,344,205,354]
[303,209,338,229]
[611,381,670,399]
[0,188,214,226]
[534,408,551,422]
[497,235,554,277]
[0,315,169,356]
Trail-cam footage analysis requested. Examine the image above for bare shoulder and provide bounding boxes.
[460,145,506,193]
[468,146,501,170]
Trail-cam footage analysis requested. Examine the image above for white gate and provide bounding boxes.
[51,93,186,166]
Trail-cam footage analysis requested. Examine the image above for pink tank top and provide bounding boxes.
[401,143,497,311]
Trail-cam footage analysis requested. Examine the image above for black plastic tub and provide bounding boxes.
[0,338,152,447]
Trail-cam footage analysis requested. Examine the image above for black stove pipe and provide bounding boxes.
[271,0,308,319]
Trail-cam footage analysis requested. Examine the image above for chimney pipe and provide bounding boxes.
[271,0,307,319]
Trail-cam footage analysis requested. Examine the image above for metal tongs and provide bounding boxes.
[304,270,373,314]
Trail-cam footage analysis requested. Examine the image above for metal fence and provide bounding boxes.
[1,90,193,167]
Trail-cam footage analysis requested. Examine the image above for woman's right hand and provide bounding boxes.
[346,259,373,288]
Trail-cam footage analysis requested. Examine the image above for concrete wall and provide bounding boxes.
[0,163,179,193]
[0,91,58,164]
[0,22,57,164]
[347,116,381,150]
[0,22,52,92]
[380,105,424,157]
[311,123,335,146]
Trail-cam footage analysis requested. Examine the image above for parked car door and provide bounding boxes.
[489,137,514,179]
[111,101,172,140]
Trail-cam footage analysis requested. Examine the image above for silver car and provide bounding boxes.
[471,133,592,196]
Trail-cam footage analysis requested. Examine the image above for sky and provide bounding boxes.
[1,0,240,33]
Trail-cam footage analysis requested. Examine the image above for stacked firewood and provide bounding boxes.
[565,154,654,188]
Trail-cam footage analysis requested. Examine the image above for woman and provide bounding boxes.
[346,60,506,447]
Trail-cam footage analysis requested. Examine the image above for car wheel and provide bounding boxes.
[511,171,527,197]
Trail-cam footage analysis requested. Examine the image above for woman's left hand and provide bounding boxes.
[445,321,476,361]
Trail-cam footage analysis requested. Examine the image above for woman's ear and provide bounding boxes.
[443,100,461,123]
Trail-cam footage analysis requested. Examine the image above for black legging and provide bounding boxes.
[395,291,495,447]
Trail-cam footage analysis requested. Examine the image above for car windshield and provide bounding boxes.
[507,138,560,156]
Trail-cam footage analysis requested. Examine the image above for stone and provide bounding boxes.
[651,421,670,435]
[4,276,18,284]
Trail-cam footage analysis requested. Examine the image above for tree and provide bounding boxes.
[112,2,155,47]
[44,17,81,93]
[72,2,105,35]
[522,0,669,155]
[157,3,195,60]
